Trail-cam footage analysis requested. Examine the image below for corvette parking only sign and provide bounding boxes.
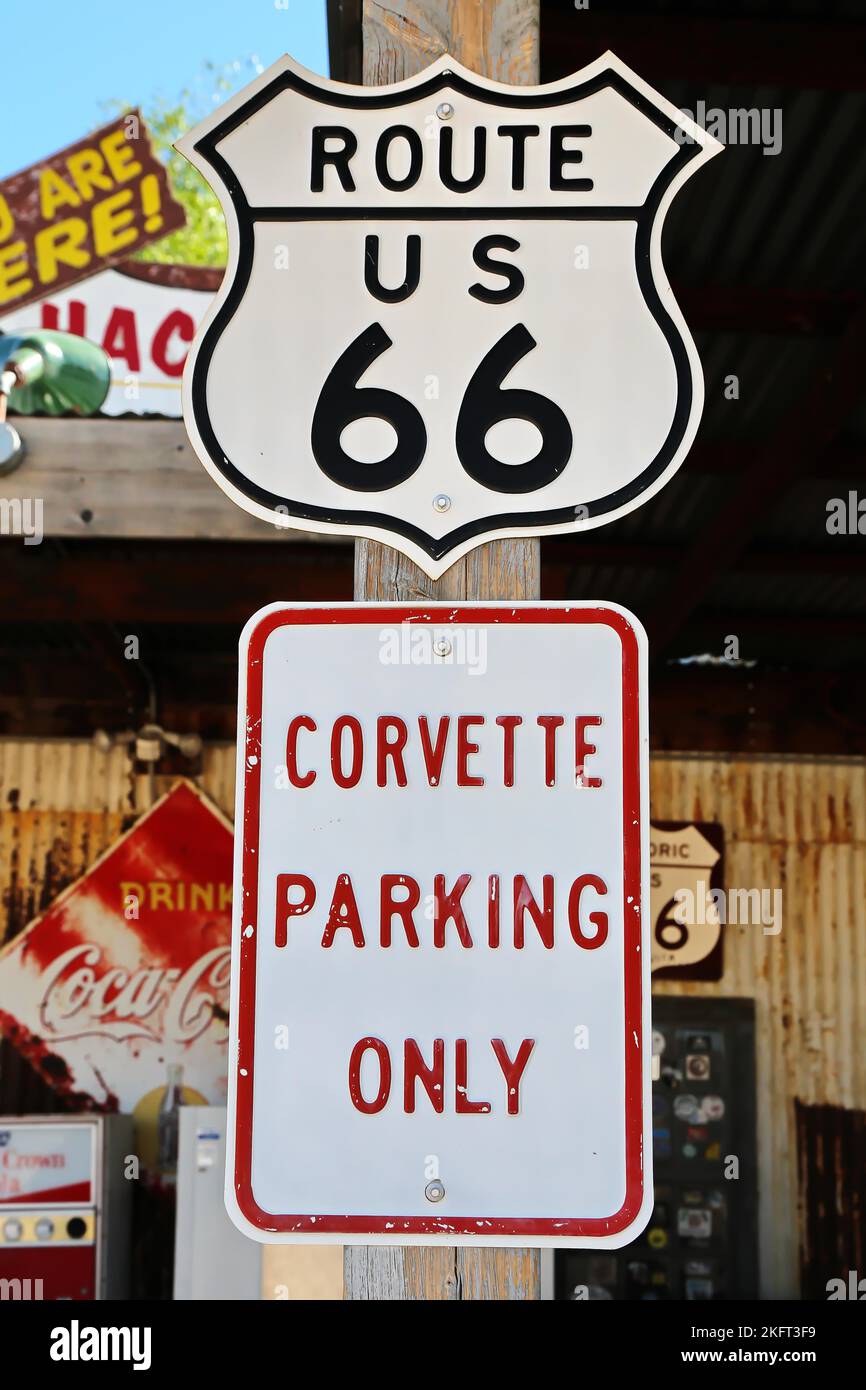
[227,603,651,1246]
[177,53,721,576]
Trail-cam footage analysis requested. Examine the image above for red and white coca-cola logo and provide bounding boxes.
[37,943,231,1046]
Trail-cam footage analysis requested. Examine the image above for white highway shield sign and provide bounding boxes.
[227,603,651,1246]
[178,53,721,577]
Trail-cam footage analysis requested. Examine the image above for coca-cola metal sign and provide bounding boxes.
[0,781,232,1112]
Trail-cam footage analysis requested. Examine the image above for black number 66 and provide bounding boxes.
[311,321,573,494]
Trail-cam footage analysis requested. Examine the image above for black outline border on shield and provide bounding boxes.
[191,65,702,562]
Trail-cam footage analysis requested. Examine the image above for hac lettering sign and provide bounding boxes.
[0,262,218,417]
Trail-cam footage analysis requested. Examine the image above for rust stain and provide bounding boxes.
[796,1100,866,1298]
[740,775,757,835]
[1,805,129,944]
[0,1007,116,1113]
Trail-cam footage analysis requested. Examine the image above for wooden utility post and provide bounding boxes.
[347,0,541,1302]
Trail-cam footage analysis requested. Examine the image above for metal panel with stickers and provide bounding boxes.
[555,998,757,1300]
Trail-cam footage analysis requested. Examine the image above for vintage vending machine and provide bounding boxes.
[0,1114,133,1300]
[173,1106,261,1300]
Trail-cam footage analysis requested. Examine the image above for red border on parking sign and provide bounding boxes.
[229,603,649,1244]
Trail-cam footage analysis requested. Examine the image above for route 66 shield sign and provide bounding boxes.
[177,52,721,577]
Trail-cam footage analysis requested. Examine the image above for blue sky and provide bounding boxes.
[2,0,330,176]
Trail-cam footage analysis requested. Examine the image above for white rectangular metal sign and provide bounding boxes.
[177,52,720,577]
[227,602,651,1246]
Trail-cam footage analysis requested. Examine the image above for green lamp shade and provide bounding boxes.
[0,329,111,416]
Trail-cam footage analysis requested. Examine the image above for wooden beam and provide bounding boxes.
[4,657,866,755]
[647,300,866,653]
[4,282,859,549]
[682,439,864,479]
[673,611,866,643]
[0,540,353,622]
[718,548,866,578]
[348,0,542,1303]
[11,417,861,542]
[327,0,363,83]
[363,0,538,85]
[541,9,866,92]
[2,417,336,543]
[675,286,861,338]
[542,539,866,586]
[2,534,863,628]
[649,667,866,757]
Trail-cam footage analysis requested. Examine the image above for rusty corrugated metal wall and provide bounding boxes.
[795,1100,866,1299]
[651,753,866,1300]
[1,740,864,1298]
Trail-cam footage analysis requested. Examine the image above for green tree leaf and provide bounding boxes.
[107,59,266,268]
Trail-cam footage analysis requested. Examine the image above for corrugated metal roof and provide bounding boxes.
[666,85,866,291]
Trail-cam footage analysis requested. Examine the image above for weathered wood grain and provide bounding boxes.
[345,1246,461,1300]
[345,1245,538,1300]
[355,536,540,602]
[6,417,333,542]
[464,536,540,599]
[363,0,538,84]
[349,0,542,1301]
[354,536,465,600]
[457,1247,541,1300]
